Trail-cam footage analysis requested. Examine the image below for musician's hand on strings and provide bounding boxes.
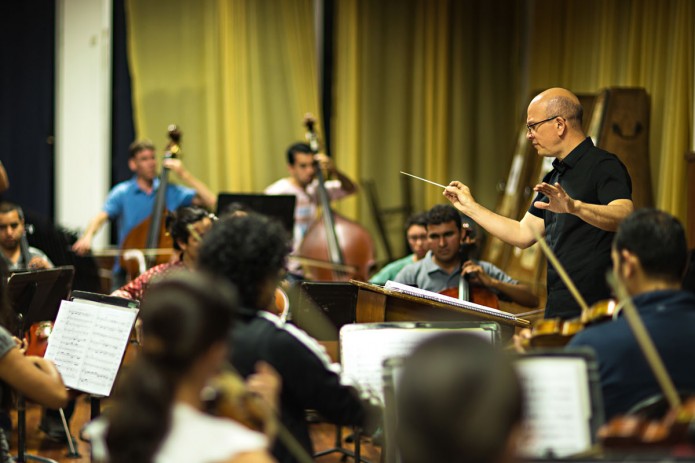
[462,260,492,287]
[444,181,476,213]
[246,361,281,413]
[533,182,577,214]
[162,158,187,176]
[511,329,531,353]
[13,336,27,354]
[314,153,335,174]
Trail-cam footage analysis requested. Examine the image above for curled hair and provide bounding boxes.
[165,206,211,251]
[106,272,238,463]
[128,139,155,159]
[545,96,583,127]
[198,213,290,309]
[397,334,523,463]
[613,208,687,283]
[286,142,312,165]
[427,204,462,229]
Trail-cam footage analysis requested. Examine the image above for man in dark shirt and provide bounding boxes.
[445,87,633,319]
[198,213,378,463]
[568,209,695,420]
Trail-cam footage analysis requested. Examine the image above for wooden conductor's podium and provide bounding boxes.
[351,281,530,341]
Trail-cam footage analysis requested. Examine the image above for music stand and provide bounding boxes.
[69,291,140,421]
[216,193,296,234]
[6,266,75,463]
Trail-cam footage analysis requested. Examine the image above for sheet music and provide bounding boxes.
[384,280,517,321]
[44,299,138,396]
[341,327,494,402]
[516,357,593,458]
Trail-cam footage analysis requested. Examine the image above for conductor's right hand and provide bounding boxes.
[72,236,92,255]
[444,181,476,213]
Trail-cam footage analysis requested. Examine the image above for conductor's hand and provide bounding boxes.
[71,236,92,255]
[533,182,576,214]
[444,181,476,213]
[461,260,493,287]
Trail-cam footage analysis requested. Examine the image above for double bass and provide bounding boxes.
[296,115,375,281]
[119,125,181,277]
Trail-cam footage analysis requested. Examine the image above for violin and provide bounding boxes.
[24,320,53,357]
[202,369,273,434]
[526,298,622,348]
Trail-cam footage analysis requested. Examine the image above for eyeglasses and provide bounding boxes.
[526,115,559,134]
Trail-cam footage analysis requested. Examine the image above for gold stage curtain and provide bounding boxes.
[126,0,320,195]
[526,0,693,221]
[334,0,522,255]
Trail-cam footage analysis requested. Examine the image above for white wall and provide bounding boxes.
[55,0,112,247]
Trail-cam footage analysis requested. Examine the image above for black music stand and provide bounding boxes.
[7,266,75,463]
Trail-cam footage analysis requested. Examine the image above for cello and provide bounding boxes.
[296,115,375,281]
[119,125,181,277]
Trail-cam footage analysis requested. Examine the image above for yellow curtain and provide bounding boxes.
[126,0,320,194]
[527,0,693,221]
[334,0,522,258]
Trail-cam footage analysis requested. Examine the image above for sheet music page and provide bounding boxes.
[516,357,592,458]
[44,299,138,396]
[384,280,515,320]
[341,327,493,402]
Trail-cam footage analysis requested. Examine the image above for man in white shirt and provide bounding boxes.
[265,142,357,250]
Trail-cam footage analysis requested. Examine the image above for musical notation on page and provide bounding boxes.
[44,299,138,396]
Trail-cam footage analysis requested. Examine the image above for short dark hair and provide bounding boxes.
[165,206,212,251]
[426,204,462,229]
[0,201,24,221]
[198,213,290,309]
[397,333,523,463]
[129,140,155,159]
[404,212,428,233]
[286,142,313,165]
[613,208,687,282]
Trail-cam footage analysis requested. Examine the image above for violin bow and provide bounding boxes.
[530,227,590,313]
[606,272,682,412]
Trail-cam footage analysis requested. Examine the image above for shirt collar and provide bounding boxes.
[422,251,461,276]
[553,137,593,174]
[129,176,160,194]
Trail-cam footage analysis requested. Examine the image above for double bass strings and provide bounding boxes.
[399,171,448,189]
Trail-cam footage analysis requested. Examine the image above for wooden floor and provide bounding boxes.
[9,398,381,462]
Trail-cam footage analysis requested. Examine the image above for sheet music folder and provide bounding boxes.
[44,292,139,397]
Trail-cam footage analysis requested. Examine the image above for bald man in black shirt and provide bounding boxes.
[445,87,633,319]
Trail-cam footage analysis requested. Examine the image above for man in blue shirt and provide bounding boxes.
[72,140,216,277]
[568,209,695,420]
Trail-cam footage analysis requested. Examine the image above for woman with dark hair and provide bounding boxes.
[111,205,214,301]
[90,272,277,463]
[397,334,523,463]
[0,260,68,461]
